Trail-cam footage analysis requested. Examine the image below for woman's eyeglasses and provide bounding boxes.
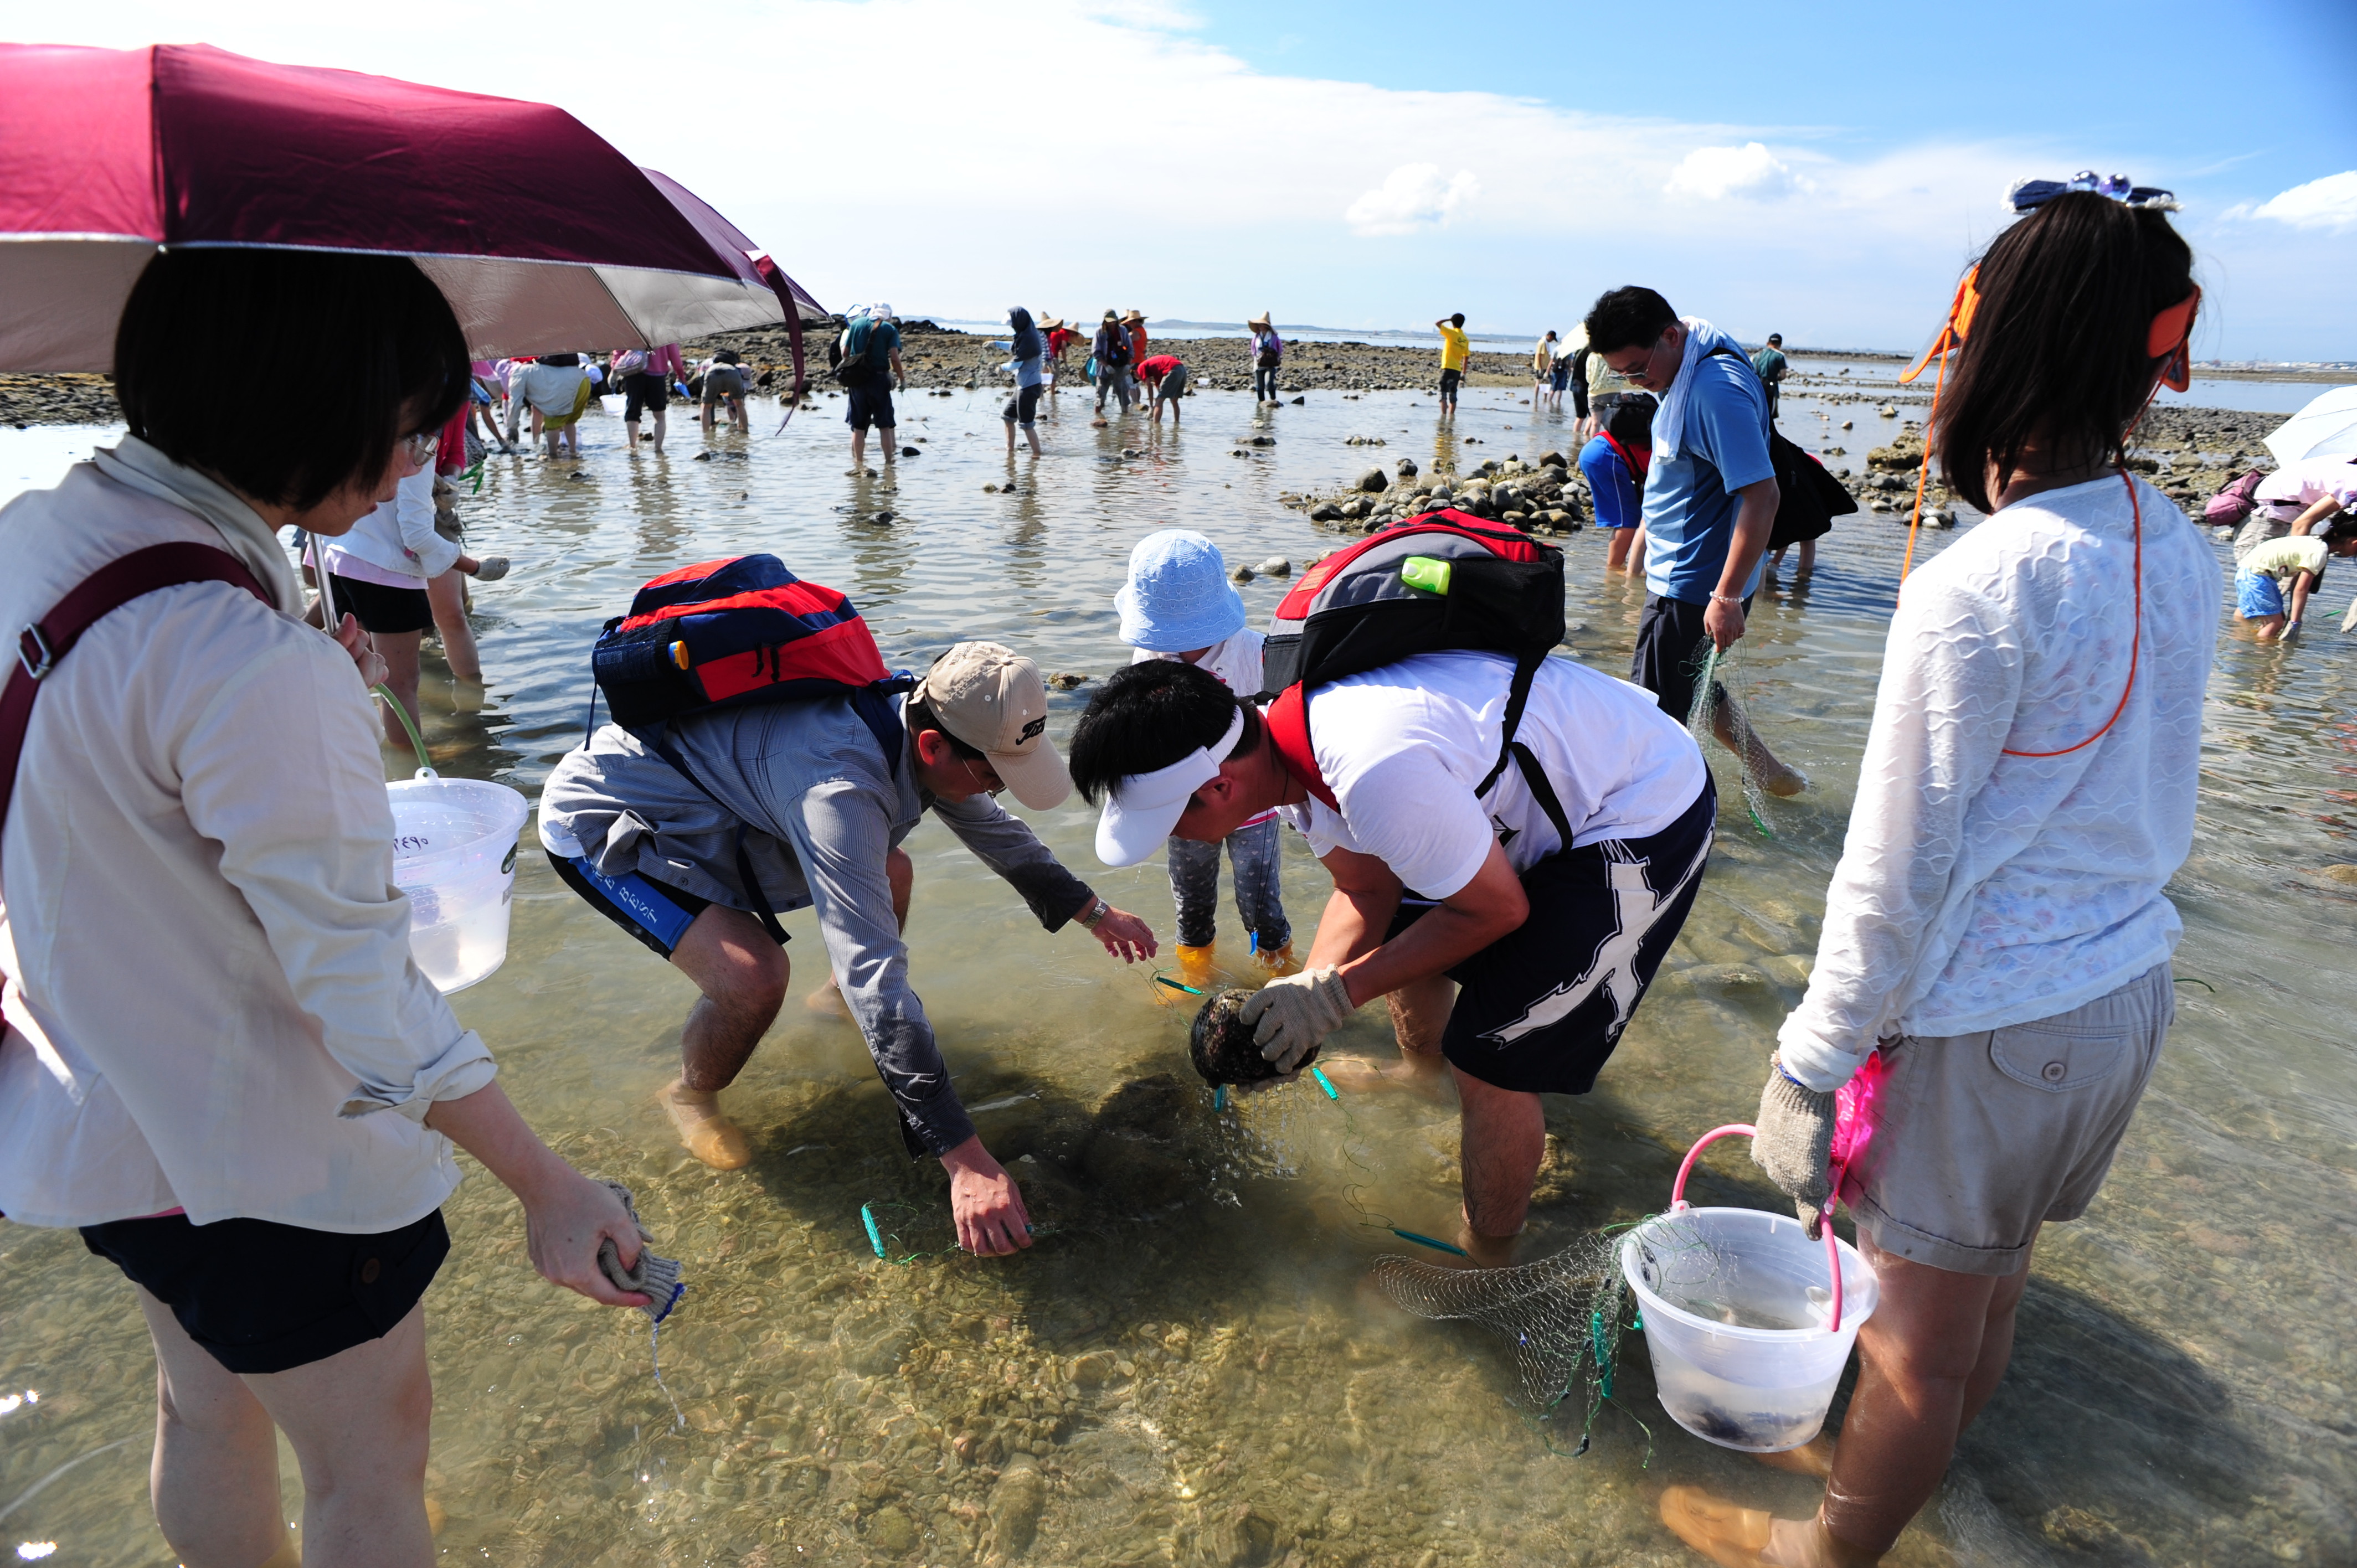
[400,429,440,467]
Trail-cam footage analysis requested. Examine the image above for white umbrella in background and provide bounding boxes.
[2264,385,2357,466]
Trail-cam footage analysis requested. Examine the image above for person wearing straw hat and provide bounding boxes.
[1247,313,1283,405]
[1659,185,2216,1568]
[1091,308,1135,420]
[1123,308,1150,370]
[1113,532,1292,987]
[538,643,1157,1252]
[1041,314,1075,391]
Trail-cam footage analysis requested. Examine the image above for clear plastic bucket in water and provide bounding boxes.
[1619,1205,1878,1452]
[387,777,528,994]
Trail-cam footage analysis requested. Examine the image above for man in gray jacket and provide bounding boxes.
[540,642,1157,1256]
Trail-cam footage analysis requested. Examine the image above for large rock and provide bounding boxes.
[1395,456,1420,478]
[1356,466,1390,493]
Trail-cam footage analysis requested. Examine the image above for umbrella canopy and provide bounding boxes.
[0,42,824,373]
[2264,385,2357,467]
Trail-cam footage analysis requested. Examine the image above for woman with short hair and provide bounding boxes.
[0,247,647,1568]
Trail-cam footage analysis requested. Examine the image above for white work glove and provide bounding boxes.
[472,555,511,582]
[1239,966,1354,1074]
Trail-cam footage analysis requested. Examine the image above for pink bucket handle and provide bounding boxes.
[1668,1122,1845,1334]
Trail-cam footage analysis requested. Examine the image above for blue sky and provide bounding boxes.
[23,0,2357,358]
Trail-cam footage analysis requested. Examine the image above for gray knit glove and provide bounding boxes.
[595,1179,685,1322]
[471,555,511,582]
[1750,1060,1838,1237]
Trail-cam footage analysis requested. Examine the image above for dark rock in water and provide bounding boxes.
[900,445,920,457]
[1048,671,1087,690]
[1356,466,1391,493]
[1539,450,1567,469]
[1309,502,1342,523]
[1395,457,1419,477]
[1290,396,1306,405]
[693,451,713,461]
[871,510,895,525]
[1190,988,1314,1085]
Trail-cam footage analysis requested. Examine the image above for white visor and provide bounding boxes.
[1094,709,1249,867]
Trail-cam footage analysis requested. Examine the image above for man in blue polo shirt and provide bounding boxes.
[1584,286,1803,796]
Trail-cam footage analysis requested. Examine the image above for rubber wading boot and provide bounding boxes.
[1254,941,1303,977]
[1178,943,1219,991]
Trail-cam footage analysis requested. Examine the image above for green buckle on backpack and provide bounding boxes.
[1399,555,1452,596]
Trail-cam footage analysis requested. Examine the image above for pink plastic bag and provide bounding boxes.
[1828,1047,1890,1207]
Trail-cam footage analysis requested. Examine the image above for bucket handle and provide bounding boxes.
[1669,1122,1846,1335]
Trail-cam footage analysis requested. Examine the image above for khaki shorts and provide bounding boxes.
[1840,963,2171,1276]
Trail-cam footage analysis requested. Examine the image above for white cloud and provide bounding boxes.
[2251,171,2357,231]
[20,1,2348,356]
[1664,142,1807,202]
[1344,163,1480,237]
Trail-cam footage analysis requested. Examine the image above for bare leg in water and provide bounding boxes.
[1711,688,1808,797]
[660,904,790,1169]
[1659,1232,2034,1566]
[426,569,480,683]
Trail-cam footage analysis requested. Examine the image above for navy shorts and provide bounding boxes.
[82,1208,449,1374]
[1387,781,1713,1095]
[1631,592,1752,721]
[1440,368,1464,398]
[846,383,897,431]
[549,850,784,957]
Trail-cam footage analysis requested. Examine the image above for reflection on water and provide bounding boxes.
[3,384,2354,1567]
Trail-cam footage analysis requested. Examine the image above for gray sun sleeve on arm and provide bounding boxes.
[929,793,1094,931]
[778,778,976,1157]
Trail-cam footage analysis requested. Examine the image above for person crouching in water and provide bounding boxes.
[1657,188,2216,1566]
[1071,652,1712,1267]
[1113,532,1292,987]
[539,643,1157,1254]
[1136,352,1188,424]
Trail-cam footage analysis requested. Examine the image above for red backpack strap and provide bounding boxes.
[1262,685,1338,810]
[2,543,271,861]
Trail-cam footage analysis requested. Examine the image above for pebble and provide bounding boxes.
[1048,672,1087,690]
[1231,565,1255,582]
[1257,557,1292,576]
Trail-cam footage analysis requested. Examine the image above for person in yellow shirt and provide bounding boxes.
[1434,312,1469,414]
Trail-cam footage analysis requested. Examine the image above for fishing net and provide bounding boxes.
[1371,1236,1635,1454]
[1685,639,1794,837]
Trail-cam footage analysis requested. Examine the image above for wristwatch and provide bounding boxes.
[1077,895,1110,931]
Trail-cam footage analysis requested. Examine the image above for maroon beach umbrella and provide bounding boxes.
[0,42,824,379]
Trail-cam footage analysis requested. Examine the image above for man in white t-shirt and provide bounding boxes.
[1070,651,1713,1265]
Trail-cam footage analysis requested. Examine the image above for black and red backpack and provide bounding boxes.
[1257,513,1572,842]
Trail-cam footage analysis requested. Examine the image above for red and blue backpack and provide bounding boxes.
[591,553,909,733]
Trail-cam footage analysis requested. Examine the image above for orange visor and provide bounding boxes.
[1902,268,2201,393]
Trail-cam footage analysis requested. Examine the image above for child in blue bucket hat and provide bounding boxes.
[1115,531,1295,988]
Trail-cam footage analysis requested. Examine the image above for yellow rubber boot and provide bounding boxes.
[1178,942,1219,991]
[1254,941,1303,977]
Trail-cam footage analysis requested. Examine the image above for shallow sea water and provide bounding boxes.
[3,381,2353,1567]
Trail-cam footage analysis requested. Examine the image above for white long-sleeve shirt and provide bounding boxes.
[316,465,455,587]
[1777,474,2219,1091]
[0,439,495,1230]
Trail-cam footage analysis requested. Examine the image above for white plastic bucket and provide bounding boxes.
[1620,1204,1879,1452]
[388,777,529,994]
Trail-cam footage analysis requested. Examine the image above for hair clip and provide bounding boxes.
[2008,174,2178,214]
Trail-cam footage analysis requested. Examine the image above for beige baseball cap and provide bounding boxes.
[913,643,1072,811]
